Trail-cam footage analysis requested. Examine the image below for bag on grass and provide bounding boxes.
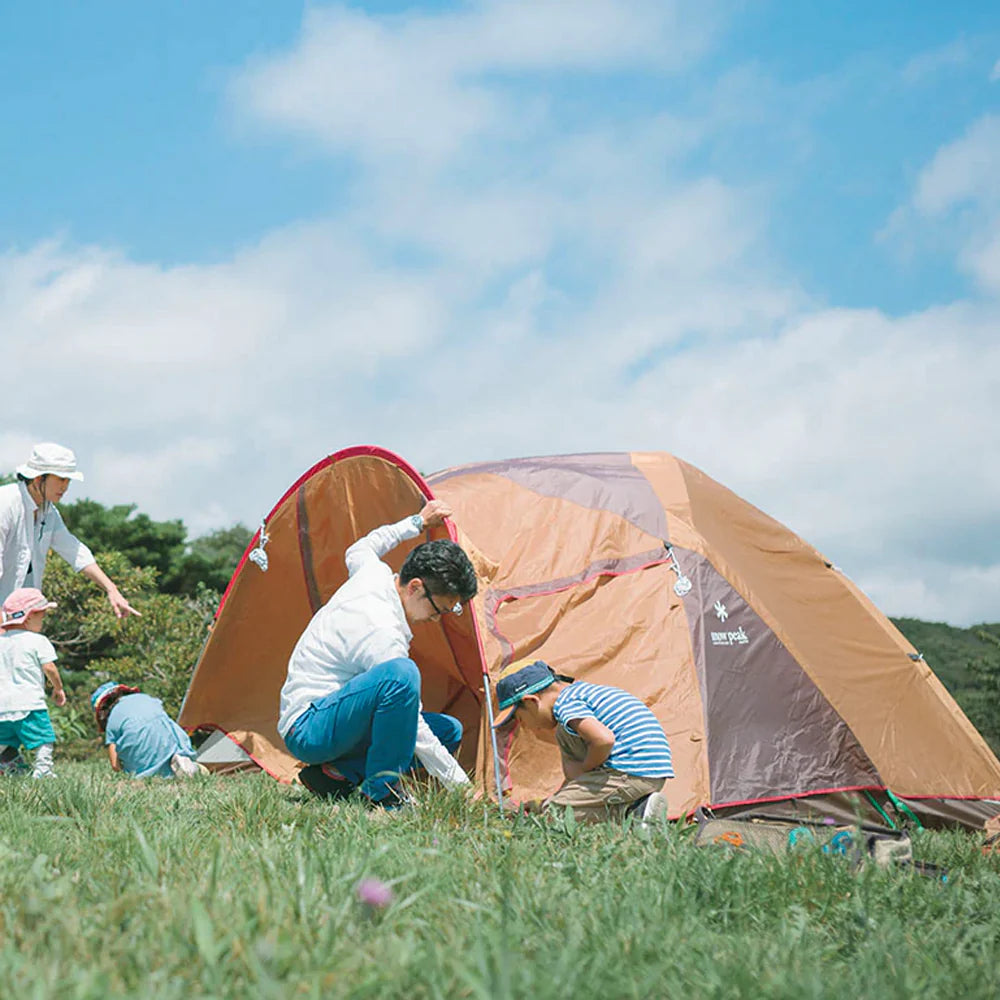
[981,814,1000,856]
[693,811,921,871]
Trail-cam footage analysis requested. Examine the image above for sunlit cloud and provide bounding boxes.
[1,2,997,626]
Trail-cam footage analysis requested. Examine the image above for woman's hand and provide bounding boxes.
[108,589,141,619]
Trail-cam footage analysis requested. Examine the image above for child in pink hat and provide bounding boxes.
[0,588,66,778]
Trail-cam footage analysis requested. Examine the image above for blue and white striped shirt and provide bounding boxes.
[553,682,674,779]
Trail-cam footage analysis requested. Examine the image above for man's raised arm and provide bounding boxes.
[344,500,453,576]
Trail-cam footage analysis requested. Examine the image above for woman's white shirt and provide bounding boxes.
[0,482,95,602]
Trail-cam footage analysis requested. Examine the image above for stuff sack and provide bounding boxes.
[694,812,918,870]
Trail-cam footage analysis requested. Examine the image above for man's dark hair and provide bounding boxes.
[400,540,478,601]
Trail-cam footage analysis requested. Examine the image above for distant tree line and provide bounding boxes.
[60,497,252,596]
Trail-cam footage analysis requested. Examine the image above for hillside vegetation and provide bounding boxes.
[892,618,1000,751]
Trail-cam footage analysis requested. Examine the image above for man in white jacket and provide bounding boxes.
[278,499,478,808]
[0,443,139,618]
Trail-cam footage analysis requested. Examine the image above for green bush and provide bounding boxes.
[59,497,252,595]
[40,554,216,755]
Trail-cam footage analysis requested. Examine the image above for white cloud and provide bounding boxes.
[402,293,1000,628]
[886,114,1000,292]
[3,3,999,629]
[991,58,1000,82]
[232,6,495,163]
[0,432,40,480]
[230,0,715,164]
[4,222,998,627]
[966,231,1000,291]
[900,39,971,85]
[0,224,457,529]
[914,114,1000,215]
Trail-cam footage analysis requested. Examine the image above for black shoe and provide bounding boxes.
[0,747,28,776]
[298,764,355,800]
[365,781,417,812]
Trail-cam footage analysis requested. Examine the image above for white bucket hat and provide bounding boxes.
[16,442,85,481]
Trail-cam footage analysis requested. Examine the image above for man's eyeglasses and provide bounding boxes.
[423,586,463,617]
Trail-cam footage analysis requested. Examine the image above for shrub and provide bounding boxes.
[41,553,216,754]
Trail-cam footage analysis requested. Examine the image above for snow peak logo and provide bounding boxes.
[713,601,728,622]
[711,625,749,647]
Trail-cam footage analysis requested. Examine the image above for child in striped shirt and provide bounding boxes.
[493,659,673,824]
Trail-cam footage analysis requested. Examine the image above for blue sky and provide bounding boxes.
[4,1,996,306]
[2,1,999,624]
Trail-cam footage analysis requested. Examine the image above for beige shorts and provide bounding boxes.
[543,725,665,824]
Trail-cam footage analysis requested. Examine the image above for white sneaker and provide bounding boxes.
[170,754,207,778]
[637,791,668,830]
[32,744,55,779]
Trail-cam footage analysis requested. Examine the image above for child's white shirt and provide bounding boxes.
[0,630,57,718]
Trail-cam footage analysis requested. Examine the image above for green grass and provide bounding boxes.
[1,764,999,999]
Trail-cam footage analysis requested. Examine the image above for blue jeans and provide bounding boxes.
[283,658,462,802]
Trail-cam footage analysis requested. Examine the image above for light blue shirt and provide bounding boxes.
[104,693,195,778]
[553,681,674,778]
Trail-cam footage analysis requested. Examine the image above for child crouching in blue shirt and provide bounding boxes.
[92,681,205,779]
[493,659,673,824]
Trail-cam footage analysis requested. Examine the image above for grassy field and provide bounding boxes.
[1,764,999,999]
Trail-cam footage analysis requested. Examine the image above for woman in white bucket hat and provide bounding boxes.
[0,443,139,618]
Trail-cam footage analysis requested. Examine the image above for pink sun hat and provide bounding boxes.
[1,588,58,629]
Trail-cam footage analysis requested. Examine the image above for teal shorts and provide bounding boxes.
[0,709,56,750]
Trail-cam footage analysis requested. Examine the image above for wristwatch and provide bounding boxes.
[410,514,424,533]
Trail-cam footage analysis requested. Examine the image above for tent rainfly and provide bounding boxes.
[178,446,1000,829]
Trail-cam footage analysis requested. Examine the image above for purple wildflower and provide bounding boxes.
[356,878,393,910]
[822,816,837,826]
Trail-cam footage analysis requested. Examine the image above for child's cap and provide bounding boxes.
[0,588,57,629]
[91,680,139,712]
[493,659,560,729]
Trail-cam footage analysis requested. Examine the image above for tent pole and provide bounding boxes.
[481,672,506,816]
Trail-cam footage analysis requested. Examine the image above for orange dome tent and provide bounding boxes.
[179,447,1000,829]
